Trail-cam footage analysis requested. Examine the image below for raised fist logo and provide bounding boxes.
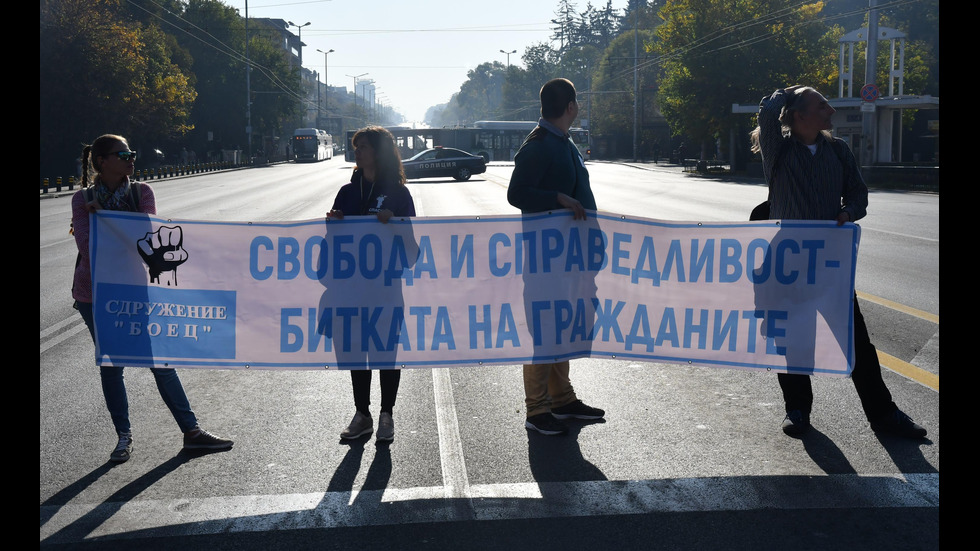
[137,225,188,286]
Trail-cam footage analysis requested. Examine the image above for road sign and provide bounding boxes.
[860,84,880,102]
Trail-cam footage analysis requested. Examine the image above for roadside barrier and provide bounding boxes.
[41,161,240,193]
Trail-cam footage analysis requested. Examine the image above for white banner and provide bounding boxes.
[90,210,860,376]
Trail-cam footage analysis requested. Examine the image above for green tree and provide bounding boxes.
[502,43,561,121]
[458,62,508,120]
[654,0,833,157]
[590,29,659,146]
[247,34,302,140]
[176,0,300,154]
[40,0,196,175]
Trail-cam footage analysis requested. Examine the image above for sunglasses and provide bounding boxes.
[108,151,138,162]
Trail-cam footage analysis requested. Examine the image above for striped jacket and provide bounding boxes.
[758,89,867,222]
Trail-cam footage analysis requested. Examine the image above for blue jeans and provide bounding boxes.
[76,301,198,434]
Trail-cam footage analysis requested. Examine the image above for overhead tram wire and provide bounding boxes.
[130,0,313,108]
[604,0,917,84]
[131,0,303,98]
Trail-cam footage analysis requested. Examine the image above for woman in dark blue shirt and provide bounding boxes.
[327,126,416,442]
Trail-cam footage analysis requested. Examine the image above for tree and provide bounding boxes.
[590,28,659,151]
[40,0,196,175]
[422,0,630,127]
[177,0,249,153]
[502,43,561,120]
[589,1,622,50]
[428,62,508,125]
[457,62,508,120]
[176,0,301,155]
[552,0,580,53]
[654,0,834,157]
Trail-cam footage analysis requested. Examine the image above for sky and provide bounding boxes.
[225,0,631,124]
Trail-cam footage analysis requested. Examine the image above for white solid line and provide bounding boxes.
[864,227,939,243]
[39,474,939,543]
[41,315,84,340]
[432,368,471,500]
[413,198,472,503]
[40,321,88,355]
[40,237,76,250]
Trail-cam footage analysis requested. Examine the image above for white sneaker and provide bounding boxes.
[340,412,373,439]
[377,412,394,441]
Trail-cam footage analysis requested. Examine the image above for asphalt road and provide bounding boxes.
[40,159,940,549]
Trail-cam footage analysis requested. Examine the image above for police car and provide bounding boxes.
[402,147,487,181]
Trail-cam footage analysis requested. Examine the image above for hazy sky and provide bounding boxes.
[224,0,630,124]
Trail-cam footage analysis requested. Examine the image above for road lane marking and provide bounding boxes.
[878,351,939,391]
[39,473,939,542]
[432,368,471,500]
[864,227,939,243]
[40,318,88,354]
[856,291,939,324]
[40,315,84,339]
[40,237,76,250]
[852,292,939,390]
[413,199,473,506]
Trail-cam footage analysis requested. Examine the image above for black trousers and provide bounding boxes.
[351,370,401,415]
[778,296,897,421]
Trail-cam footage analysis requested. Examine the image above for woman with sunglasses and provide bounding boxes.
[327,126,416,442]
[72,134,233,463]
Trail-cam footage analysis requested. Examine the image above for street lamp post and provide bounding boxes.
[317,48,334,130]
[499,49,516,69]
[346,73,368,117]
[287,21,310,65]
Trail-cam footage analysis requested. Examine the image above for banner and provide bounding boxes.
[90,210,860,376]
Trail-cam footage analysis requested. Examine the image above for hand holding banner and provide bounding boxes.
[89,210,860,376]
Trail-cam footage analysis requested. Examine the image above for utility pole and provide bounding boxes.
[245,0,251,161]
[862,0,878,167]
[633,0,639,162]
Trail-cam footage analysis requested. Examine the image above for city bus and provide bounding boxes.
[344,122,590,164]
[292,128,333,162]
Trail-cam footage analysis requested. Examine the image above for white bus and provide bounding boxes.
[344,122,590,163]
[292,128,333,162]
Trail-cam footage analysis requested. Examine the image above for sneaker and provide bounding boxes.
[870,409,927,439]
[781,410,811,436]
[110,432,132,463]
[340,412,373,439]
[525,413,568,435]
[183,428,234,450]
[551,400,605,420]
[376,412,394,441]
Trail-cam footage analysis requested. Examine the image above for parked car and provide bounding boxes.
[402,147,487,181]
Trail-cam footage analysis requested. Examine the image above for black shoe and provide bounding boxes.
[551,400,605,420]
[870,409,927,439]
[525,413,568,435]
[781,410,810,436]
[184,428,234,450]
[110,432,133,463]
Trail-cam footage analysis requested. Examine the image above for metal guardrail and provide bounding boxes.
[39,160,246,194]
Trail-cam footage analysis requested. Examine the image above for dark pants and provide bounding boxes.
[778,296,897,422]
[351,370,401,415]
